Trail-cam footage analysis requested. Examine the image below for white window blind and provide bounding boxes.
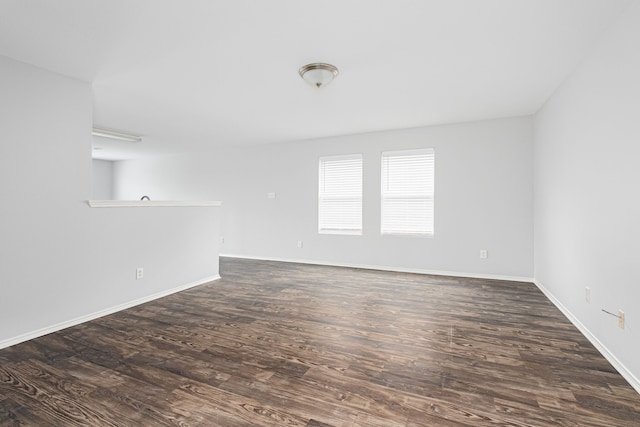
[381,148,434,236]
[318,154,363,235]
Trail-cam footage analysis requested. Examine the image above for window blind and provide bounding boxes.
[381,148,434,236]
[318,154,363,235]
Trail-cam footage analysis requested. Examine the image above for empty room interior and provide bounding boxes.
[1,1,640,426]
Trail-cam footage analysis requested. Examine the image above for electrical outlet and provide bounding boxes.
[618,310,625,329]
[220,236,225,244]
[297,240,303,248]
[136,267,144,280]
[479,250,488,259]
[585,287,591,303]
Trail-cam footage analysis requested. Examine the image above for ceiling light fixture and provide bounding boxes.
[299,63,339,88]
[92,127,142,142]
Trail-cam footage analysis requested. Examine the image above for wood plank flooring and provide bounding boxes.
[1,257,639,426]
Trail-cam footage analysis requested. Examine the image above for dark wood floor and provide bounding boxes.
[1,258,639,426]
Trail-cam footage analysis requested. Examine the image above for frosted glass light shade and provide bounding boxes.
[299,63,339,88]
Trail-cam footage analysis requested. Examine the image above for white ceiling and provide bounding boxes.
[0,0,631,160]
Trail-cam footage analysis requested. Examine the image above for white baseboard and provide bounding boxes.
[0,275,220,350]
[534,279,640,394]
[220,253,533,283]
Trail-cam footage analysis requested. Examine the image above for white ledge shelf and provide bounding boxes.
[88,200,222,208]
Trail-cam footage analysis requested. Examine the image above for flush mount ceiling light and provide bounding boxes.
[92,127,142,142]
[298,63,339,88]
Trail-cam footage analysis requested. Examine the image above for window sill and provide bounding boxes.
[381,232,434,238]
[87,200,223,208]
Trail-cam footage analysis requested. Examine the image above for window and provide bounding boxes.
[318,154,363,235]
[381,148,434,236]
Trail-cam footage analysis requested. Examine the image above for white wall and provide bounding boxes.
[115,116,533,279]
[0,55,220,347]
[91,159,114,199]
[534,2,640,388]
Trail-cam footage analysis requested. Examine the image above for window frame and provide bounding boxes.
[380,148,435,237]
[318,153,363,236]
